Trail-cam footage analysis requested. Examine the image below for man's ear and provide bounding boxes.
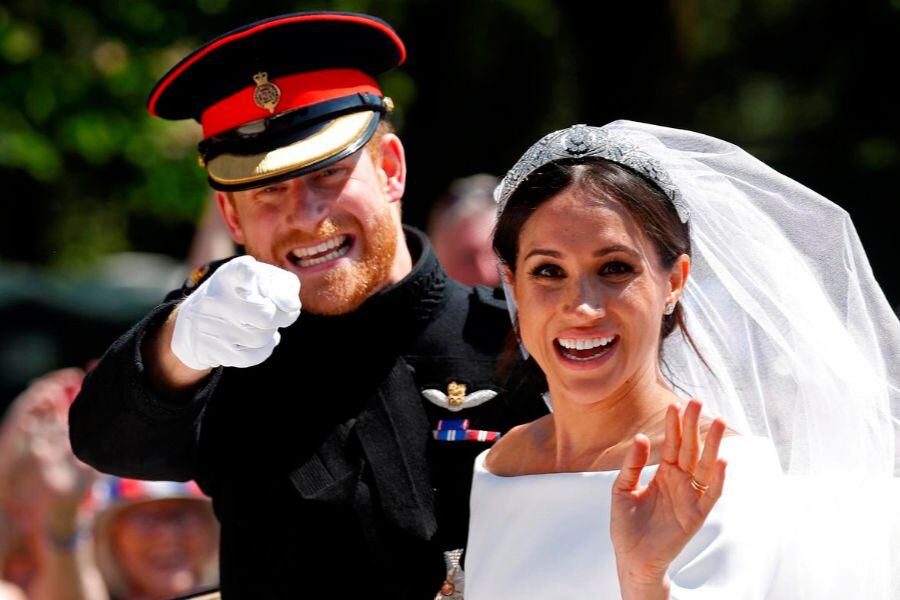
[666,254,691,306]
[214,191,247,246]
[376,133,406,203]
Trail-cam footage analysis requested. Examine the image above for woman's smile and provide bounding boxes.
[554,334,619,366]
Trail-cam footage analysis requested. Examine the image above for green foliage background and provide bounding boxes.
[1,0,898,282]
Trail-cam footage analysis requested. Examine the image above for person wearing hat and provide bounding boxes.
[92,478,218,600]
[69,12,547,598]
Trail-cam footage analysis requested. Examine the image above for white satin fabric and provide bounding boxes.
[465,436,784,600]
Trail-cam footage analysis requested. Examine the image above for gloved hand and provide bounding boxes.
[171,255,301,370]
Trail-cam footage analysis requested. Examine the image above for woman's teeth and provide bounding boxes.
[557,337,615,350]
[291,236,350,267]
[556,336,617,362]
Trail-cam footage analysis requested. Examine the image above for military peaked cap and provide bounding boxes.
[147,12,406,191]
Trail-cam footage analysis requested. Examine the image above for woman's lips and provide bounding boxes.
[553,335,619,368]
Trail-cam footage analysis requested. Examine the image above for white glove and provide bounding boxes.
[171,256,301,370]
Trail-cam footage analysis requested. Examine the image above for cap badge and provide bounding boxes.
[252,71,281,113]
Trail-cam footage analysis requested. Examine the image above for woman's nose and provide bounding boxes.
[567,277,606,319]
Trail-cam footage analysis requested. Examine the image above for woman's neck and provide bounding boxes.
[547,363,679,472]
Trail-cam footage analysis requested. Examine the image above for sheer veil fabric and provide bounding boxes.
[495,121,900,598]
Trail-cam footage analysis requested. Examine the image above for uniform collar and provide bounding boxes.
[359,225,446,322]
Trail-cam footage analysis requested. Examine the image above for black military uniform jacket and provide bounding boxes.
[71,228,547,598]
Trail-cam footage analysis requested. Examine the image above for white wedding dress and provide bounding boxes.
[465,436,783,600]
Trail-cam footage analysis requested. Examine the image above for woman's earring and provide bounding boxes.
[664,301,676,316]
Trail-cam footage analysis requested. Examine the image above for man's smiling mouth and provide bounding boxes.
[288,235,352,268]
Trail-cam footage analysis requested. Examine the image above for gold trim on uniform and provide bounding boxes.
[184,265,210,289]
[206,111,376,186]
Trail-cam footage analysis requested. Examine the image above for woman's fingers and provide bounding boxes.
[660,403,682,465]
[614,434,651,493]
[678,399,702,473]
[693,418,726,488]
[698,459,727,515]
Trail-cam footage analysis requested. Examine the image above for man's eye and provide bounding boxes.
[317,167,343,179]
[600,261,633,276]
[529,264,565,279]
[261,185,285,194]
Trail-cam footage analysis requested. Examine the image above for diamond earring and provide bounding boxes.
[664,301,676,316]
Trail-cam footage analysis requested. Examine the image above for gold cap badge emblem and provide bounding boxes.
[447,382,467,406]
[252,72,281,113]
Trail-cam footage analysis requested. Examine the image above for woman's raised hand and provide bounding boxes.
[610,399,727,599]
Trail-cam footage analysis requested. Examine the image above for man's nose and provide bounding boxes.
[287,184,331,230]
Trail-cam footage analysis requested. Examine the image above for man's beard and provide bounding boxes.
[296,210,399,315]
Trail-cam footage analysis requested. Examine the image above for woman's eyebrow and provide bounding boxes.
[523,248,561,260]
[523,245,640,261]
[594,245,640,258]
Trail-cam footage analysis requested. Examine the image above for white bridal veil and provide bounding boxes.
[495,121,900,598]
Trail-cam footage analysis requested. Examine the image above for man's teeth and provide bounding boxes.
[291,236,350,267]
[558,337,615,350]
[291,236,347,259]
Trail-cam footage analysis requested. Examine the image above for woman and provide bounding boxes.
[463,122,900,598]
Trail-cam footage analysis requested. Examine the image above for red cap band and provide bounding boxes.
[200,68,381,139]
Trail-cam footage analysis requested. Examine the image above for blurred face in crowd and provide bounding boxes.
[216,132,409,315]
[508,187,687,405]
[112,499,216,599]
[431,208,501,287]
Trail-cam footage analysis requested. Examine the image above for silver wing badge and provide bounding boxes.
[421,381,498,412]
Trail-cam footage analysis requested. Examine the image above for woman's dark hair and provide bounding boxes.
[494,157,706,388]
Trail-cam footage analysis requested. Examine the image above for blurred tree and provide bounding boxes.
[0,0,414,271]
[0,0,897,294]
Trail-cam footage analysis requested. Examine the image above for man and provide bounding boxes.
[428,174,502,287]
[69,12,546,598]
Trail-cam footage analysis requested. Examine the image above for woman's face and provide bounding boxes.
[111,499,215,599]
[509,187,687,405]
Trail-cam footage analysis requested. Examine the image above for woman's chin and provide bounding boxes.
[550,375,621,406]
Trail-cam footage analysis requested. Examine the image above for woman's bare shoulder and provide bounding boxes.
[484,416,552,476]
